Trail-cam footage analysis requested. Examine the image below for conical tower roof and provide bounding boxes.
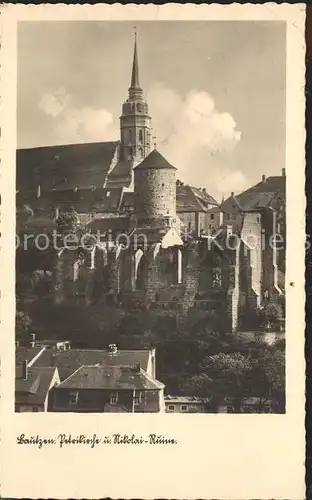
[134,149,177,171]
[130,32,141,89]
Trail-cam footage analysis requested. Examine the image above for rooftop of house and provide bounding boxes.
[221,174,286,213]
[15,346,46,367]
[176,184,218,213]
[57,364,164,390]
[26,347,154,381]
[16,141,119,192]
[15,365,59,406]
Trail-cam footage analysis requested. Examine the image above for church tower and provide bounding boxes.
[120,32,152,165]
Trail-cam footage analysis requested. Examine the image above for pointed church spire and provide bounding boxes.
[130,29,141,89]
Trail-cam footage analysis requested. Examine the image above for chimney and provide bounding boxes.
[22,360,28,380]
[203,188,207,193]
[262,174,266,182]
[37,185,41,198]
[108,343,117,355]
[231,192,234,197]
[30,333,36,348]
[282,168,286,177]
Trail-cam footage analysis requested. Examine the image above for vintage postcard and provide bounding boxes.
[0,3,306,499]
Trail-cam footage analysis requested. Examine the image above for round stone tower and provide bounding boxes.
[134,149,177,226]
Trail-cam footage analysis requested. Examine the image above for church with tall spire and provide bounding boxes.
[15,32,285,334]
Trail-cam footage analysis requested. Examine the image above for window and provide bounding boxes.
[134,392,143,406]
[180,405,188,412]
[106,191,111,197]
[168,405,175,412]
[210,214,215,220]
[110,392,118,405]
[139,129,143,143]
[69,391,79,405]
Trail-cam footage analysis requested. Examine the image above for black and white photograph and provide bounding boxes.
[15,20,287,414]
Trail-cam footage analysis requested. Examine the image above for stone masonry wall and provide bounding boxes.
[134,169,176,222]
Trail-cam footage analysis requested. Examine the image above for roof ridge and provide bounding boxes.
[17,141,119,153]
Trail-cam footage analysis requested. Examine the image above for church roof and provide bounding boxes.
[16,187,123,215]
[16,141,119,192]
[134,149,177,171]
[106,159,133,189]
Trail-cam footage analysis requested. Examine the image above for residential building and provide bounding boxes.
[50,364,165,413]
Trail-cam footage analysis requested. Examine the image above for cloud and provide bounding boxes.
[147,84,244,199]
[37,85,246,200]
[38,88,117,143]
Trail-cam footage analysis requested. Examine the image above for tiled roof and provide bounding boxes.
[57,365,164,390]
[176,185,206,212]
[106,160,133,189]
[16,187,123,215]
[190,186,218,207]
[134,149,177,171]
[16,141,119,192]
[32,348,152,381]
[91,188,123,213]
[15,366,58,406]
[15,346,46,366]
[222,176,285,212]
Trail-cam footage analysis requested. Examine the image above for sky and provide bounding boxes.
[17,21,286,201]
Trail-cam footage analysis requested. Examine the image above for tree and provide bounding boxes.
[55,209,80,235]
[199,352,253,412]
[32,269,53,297]
[248,347,285,412]
[16,273,33,299]
[16,311,32,343]
[260,300,283,331]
